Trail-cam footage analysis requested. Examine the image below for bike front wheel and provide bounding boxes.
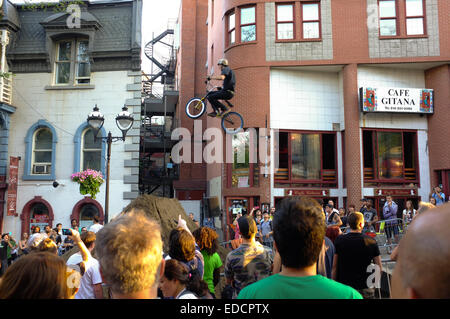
[185,98,206,119]
[221,111,244,134]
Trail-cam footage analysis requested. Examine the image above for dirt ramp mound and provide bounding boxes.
[123,195,230,262]
[122,194,196,252]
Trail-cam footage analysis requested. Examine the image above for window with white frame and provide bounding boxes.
[55,39,91,85]
[32,128,53,175]
[81,128,102,171]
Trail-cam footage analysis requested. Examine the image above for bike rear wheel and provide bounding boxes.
[221,111,244,134]
[186,98,206,119]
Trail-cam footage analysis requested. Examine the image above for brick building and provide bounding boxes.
[173,0,449,240]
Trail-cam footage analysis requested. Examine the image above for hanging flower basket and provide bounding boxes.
[71,169,104,199]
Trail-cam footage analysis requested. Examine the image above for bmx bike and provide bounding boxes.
[185,82,244,134]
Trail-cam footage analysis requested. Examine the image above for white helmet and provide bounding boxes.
[218,58,228,66]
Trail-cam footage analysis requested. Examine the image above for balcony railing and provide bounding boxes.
[0,76,12,105]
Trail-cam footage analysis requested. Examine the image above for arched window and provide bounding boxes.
[20,196,54,236]
[32,128,53,175]
[79,203,100,229]
[29,202,50,233]
[74,122,106,175]
[24,120,58,181]
[81,128,102,171]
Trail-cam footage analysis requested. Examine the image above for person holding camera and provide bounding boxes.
[431,186,446,206]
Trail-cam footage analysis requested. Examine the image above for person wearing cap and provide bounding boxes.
[206,58,236,117]
[224,215,273,298]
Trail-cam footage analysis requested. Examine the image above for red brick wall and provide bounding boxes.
[425,65,450,186]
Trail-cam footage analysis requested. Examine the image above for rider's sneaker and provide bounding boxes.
[207,112,218,117]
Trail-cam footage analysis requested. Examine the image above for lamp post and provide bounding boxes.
[87,104,134,224]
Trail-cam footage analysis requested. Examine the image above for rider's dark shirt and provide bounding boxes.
[221,66,235,92]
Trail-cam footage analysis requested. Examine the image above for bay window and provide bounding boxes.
[240,6,256,42]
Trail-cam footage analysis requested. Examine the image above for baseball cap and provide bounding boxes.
[360,198,368,201]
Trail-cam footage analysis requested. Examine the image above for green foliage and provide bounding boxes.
[21,0,86,13]
[71,169,104,199]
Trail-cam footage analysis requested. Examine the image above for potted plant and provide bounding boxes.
[71,169,104,199]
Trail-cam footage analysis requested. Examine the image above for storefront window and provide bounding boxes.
[291,133,321,180]
[363,130,418,183]
[230,130,258,188]
[378,132,403,179]
[275,131,337,186]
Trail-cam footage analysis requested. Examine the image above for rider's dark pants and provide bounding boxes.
[207,90,233,112]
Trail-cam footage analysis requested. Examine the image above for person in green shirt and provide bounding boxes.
[238,197,362,299]
[193,227,223,298]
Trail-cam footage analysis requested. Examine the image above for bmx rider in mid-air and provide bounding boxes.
[207,58,236,117]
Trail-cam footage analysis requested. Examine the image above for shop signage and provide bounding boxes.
[7,157,19,216]
[360,87,434,114]
[285,189,329,197]
[374,188,417,196]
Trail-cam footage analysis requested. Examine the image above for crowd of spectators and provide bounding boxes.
[0,191,449,300]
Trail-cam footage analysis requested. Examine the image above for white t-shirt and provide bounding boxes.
[176,289,198,299]
[89,223,104,234]
[74,254,103,299]
[66,252,83,266]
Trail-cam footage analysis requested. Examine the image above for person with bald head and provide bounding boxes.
[391,203,450,299]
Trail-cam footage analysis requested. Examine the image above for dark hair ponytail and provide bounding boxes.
[164,259,210,298]
[185,268,209,298]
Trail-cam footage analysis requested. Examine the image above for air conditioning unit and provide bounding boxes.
[33,164,50,174]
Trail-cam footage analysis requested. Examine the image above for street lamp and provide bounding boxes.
[87,104,134,224]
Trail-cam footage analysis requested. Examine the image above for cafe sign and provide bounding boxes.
[374,188,417,197]
[360,87,434,114]
[285,189,329,197]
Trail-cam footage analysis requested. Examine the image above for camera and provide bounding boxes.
[62,229,72,236]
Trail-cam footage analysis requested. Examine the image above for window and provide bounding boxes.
[74,123,106,176]
[79,204,100,229]
[363,130,418,183]
[55,39,90,85]
[228,130,259,188]
[378,0,427,37]
[228,11,236,45]
[405,0,425,35]
[81,128,102,172]
[24,120,57,181]
[275,131,337,186]
[276,3,295,40]
[240,6,256,42]
[379,0,397,36]
[32,128,53,175]
[302,2,320,39]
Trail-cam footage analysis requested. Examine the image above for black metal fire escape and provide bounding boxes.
[140,25,179,198]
